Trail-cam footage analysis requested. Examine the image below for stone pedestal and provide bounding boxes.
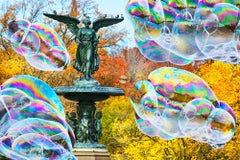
[73,148,110,160]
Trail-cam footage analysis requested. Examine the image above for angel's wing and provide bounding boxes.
[92,16,124,32]
[43,13,80,35]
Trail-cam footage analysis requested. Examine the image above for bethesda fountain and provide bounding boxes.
[44,13,124,159]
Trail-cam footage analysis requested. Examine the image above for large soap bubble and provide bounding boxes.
[7,20,70,71]
[0,75,76,159]
[1,75,65,115]
[126,0,240,65]
[130,67,237,149]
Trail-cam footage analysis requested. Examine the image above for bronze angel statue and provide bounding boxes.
[44,13,124,80]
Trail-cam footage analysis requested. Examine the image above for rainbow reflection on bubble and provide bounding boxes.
[7,19,70,71]
[0,75,76,159]
[1,75,65,115]
[130,67,236,149]
[126,0,240,65]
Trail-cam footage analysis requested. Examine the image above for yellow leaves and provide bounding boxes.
[100,60,240,160]
[66,42,77,56]
[100,96,193,159]
[193,60,240,159]
[0,53,26,83]
[196,61,240,105]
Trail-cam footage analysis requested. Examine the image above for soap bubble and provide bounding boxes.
[135,37,193,65]
[0,75,76,159]
[130,80,159,120]
[216,101,237,122]
[130,67,237,148]
[7,20,70,71]
[135,113,175,140]
[126,0,240,65]
[163,11,207,60]
[179,98,215,143]
[1,75,65,116]
[207,108,236,148]
[148,67,218,101]
[195,2,239,63]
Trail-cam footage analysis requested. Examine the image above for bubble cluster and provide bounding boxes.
[0,75,76,159]
[126,0,240,65]
[7,20,70,71]
[130,67,236,149]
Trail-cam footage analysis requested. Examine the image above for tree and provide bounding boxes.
[0,0,128,112]
[93,52,128,87]
[98,61,240,160]
[193,61,240,160]
[0,0,127,85]
[196,61,240,108]
[99,96,205,160]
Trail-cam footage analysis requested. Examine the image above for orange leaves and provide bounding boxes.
[69,0,80,17]
[93,54,128,86]
[2,1,239,159]
[0,6,16,29]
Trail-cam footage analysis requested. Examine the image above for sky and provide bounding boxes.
[96,0,135,46]
[0,0,135,46]
[97,0,128,15]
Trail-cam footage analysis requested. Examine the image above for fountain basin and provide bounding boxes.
[54,86,124,102]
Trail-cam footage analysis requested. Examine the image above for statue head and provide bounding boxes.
[70,112,76,118]
[82,19,91,26]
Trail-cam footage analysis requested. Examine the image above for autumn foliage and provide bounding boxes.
[99,61,240,160]
[0,0,239,160]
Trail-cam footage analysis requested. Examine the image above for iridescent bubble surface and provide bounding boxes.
[7,20,70,71]
[130,67,237,149]
[126,0,240,65]
[207,108,236,148]
[0,75,76,159]
[135,113,175,140]
[1,75,64,116]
